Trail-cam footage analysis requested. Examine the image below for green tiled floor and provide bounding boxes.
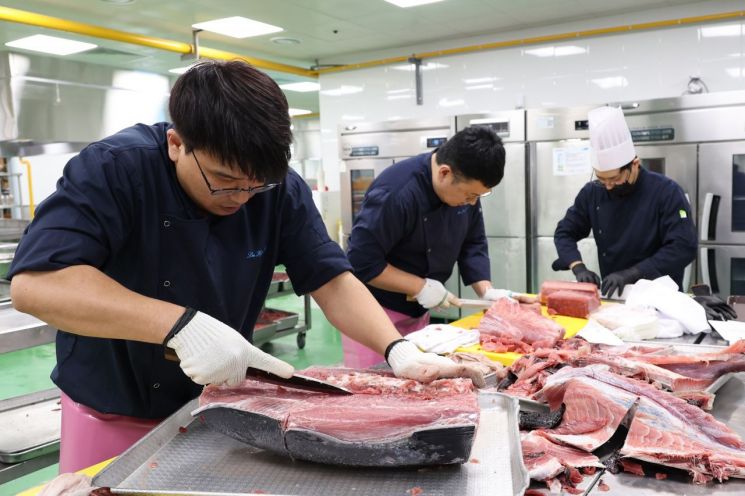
[0,294,343,495]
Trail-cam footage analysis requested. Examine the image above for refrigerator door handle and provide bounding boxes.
[700,192,720,242]
[699,247,719,294]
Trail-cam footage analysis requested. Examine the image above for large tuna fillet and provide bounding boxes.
[547,290,600,318]
[193,367,479,467]
[539,280,599,305]
[478,298,565,352]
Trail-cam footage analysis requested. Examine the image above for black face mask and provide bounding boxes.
[608,180,636,199]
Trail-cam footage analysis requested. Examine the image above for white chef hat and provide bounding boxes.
[588,106,636,172]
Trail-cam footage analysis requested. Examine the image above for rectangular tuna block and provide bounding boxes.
[547,290,600,318]
[539,280,599,305]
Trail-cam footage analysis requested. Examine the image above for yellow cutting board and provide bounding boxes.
[17,458,114,496]
[452,306,589,366]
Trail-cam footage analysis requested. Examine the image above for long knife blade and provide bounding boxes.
[164,348,352,394]
[458,298,494,308]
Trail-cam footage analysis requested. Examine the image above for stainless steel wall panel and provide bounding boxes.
[481,143,526,237]
[534,236,599,289]
[699,141,745,246]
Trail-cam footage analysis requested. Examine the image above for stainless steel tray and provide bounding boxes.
[262,308,299,332]
[0,388,61,463]
[93,392,528,496]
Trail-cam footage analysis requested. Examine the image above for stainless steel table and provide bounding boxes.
[0,301,55,353]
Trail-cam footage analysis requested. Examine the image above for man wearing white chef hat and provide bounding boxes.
[553,106,701,301]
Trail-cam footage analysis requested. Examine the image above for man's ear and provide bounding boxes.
[438,164,452,180]
[166,129,183,162]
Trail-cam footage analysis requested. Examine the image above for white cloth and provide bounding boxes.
[589,106,636,171]
[624,276,709,334]
[708,320,745,344]
[168,311,294,386]
[405,324,480,354]
[590,303,659,340]
[577,319,625,346]
[415,278,456,308]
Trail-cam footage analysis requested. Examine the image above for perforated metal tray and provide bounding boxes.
[94,392,528,495]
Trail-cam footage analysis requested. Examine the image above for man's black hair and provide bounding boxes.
[169,59,292,183]
[435,126,505,188]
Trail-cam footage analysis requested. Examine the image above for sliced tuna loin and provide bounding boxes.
[521,431,604,493]
[537,376,638,452]
[538,365,745,482]
[194,368,479,467]
[479,298,565,351]
[539,280,599,305]
[547,290,600,318]
[521,431,604,480]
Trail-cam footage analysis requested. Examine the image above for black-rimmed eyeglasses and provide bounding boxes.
[192,151,280,196]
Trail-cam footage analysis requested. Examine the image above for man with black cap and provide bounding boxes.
[552,106,734,319]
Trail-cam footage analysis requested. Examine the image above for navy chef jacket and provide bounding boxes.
[7,123,351,419]
[553,167,697,289]
[346,152,490,318]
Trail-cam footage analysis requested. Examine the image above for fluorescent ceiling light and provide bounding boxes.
[289,108,313,116]
[168,65,194,75]
[525,45,586,57]
[438,97,464,108]
[700,24,742,38]
[591,76,628,89]
[391,62,448,71]
[463,77,500,84]
[280,82,320,92]
[320,85,363,96]
[386,88,412,94]
[465,84,499,91]
[6,34,97,56]
[725,67,743,78]
[384,0,445,7]
[192,16,282,38]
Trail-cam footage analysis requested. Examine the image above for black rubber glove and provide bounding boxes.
[571,263,601,287]
[691,284,738,321]
[601,266,642,299]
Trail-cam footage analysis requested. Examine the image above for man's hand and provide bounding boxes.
[571,263,601,286]
[167,311,294,386]
[415,278,459,309]
[601,266,642,299]
[387,340,485,387]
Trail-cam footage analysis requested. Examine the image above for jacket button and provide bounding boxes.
[603,252,607,257]
[163,280,171,287]
[596,206,600,211]
[163,220,171,227]
[427,248,432,253]
[598,229,603,234]
[153,383,160,389]
[423,217,428,222]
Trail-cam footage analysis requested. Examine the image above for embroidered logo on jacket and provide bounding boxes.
[456,206,470,215]
[246,248,266,259]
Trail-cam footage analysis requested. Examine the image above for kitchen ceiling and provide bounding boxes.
[0,0,707,113]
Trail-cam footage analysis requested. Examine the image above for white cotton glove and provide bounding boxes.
[483,288,514,301]
[415,278,460,309]
[387,339,485,388]
[167,311,294,386]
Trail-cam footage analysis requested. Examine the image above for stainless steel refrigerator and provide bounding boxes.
[453,111,529,305]
[338,117,458,318]
[526,105,601,292]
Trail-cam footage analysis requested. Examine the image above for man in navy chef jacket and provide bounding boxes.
[346,126,533,367]
[7,61,483,473]
[553,105,698,299]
